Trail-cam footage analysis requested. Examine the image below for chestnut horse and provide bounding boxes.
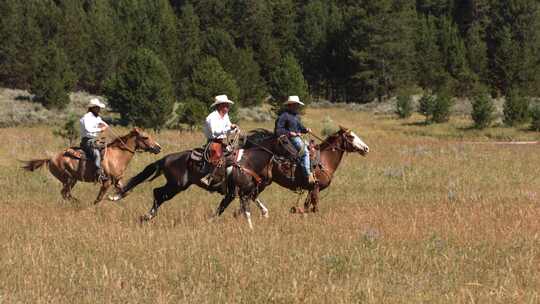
[214,126,369,215]
[22,128,162,204]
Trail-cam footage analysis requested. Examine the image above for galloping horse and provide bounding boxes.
[115,129,297,228]
[22,128,162,204]
[214,126,369,215]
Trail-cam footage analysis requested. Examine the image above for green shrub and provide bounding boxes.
[53,116,79,145]
[431,92,454,123]
[104,48,174,131]
[176,98,207,130]
[418,93,436,123]
[30,42,76,109]
[530,105,540,131]
[395,95,413,119]
[418,92,453,124]
[471,93,495,129]
[321,116,338,136]
[503,89,529,126]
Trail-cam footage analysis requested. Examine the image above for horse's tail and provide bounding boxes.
[21,159,50,172]
[120,158,165,196]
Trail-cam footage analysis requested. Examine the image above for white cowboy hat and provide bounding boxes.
[283,95,305,106]
[88,98,106,109]
[210,95,235,108]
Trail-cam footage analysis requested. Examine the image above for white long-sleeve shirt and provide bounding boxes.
[80,112,106,139]
[203,110,232,140]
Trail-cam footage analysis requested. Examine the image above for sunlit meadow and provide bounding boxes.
[1,108,540,303]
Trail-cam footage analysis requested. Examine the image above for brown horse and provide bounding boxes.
[214,126,369,215]
[22,128,162,204]
[115,129,297,228]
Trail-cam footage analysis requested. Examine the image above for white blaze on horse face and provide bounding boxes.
[350,131,369,153]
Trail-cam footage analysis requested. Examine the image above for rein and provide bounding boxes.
[107,128,136,154]
[309,131,345,152]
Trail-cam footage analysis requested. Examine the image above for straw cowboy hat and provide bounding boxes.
[88,98,106,109]
[283,95,305,106]
[210,95,235,108]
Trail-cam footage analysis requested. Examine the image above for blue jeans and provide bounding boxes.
[290,136,310,176]
[81,137,102,171]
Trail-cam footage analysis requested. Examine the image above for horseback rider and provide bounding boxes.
[80,98,109,182]
[200,94,238,186]
[274,95,315,185]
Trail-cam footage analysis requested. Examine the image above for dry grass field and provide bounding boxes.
[1,108,540,303]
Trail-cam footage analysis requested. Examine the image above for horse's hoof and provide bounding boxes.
[108,194,122,202]
[262,212,269,219]
[290,207,299,214]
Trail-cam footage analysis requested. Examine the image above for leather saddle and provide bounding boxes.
[189,146,235,167]
[275,140,321,180]
[63,146,105,161]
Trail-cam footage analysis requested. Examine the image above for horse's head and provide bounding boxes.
[329,126,369,156]
[130,128,162,154]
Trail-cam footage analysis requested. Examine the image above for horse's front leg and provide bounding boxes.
[209,192,236,221]
[310,184,320,213]
[108,179,124,202]
[94,180,112,204]
[240,196,253,230]
[254,198,269,218]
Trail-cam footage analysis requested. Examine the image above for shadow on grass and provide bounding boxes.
[15,94,32,101]
[402,121,429,126]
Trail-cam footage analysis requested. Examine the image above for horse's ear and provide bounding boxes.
[339,125,349,132]
[131,127,141,134]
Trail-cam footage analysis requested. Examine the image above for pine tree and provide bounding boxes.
[415,15,448,91]
[84,0,120,93]
[174,3,202,98]
[466,22,488,82]
[235,0,280,80]
[56,0,89,89]
[268,53,309,114]
[489,0,540,94]
[30,42,76,109]
[471,91,495,129]
[186,56,239,120]
[349,1,417,102]
[104,48,174,130]
[503,88,530,126]
[230,49,267,107]
[0,0,44,88]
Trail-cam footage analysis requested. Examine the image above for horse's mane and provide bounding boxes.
[318,130,342,150]
[107,133,133,148]
[242,128,276,149]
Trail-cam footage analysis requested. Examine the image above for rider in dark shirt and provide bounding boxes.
[274,96,315,184]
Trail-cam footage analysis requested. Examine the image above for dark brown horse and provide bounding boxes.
[22,128,162,204]
[115,129,297,228]
[214,126,369,215]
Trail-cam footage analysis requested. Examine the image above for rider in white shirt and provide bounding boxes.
[200,95,237,186]
[80,98,109,181]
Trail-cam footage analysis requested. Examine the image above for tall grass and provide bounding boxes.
[1,109,540,302]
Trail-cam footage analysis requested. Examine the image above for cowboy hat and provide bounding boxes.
[210,95,235,108]
[283,95,305,106]
[88,98,106,109]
